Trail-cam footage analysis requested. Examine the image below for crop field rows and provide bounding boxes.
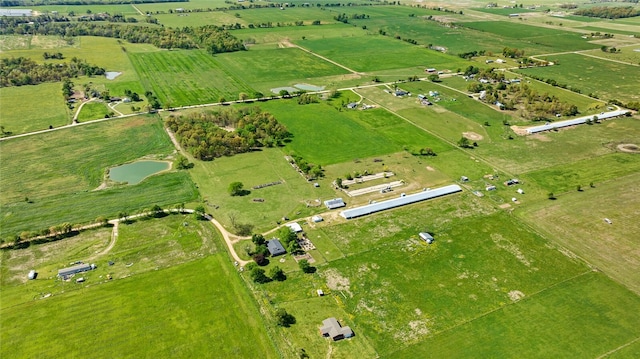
[129,49,254,106]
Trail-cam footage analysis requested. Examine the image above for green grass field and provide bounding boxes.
[518,173,640,294]
[129,49,254,106]
[0,83,70,135]
[76,101,112,121]
[0,115,199,238]
[518,53,640,102]
[296,35,469,72]
[1,252,277,357]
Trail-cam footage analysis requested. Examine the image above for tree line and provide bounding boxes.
[0,17,244,55]
[0,56,105,87]
[165,107,292,161]
[574,6,640,19]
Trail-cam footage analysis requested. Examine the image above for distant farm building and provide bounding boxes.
[525,110,628,134]
[426,68,436,73]
[394,90,409,97]
[0,9,33,16]
[317,289,324,296]
[267,239,286,256]
[419,232,434,244]
[312,215,323,223]
[28,270,37,280]
[286,222,303,233]
[339,185,462,219]
[320,317,354,341]
[324,198,346,210]
[346,102,358,109]
[58,263,93,279]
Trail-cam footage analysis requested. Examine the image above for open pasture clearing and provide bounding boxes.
[229,7,336,25]
[277,196,640,357]
[461,21,598,51]
[518,53,640,102]
[236,24,364,44]
[76,101,111,121]
[210,47,350,90]
[135,0,235,12]
[1,171,198,240]
[327,5,444,18]
[578,25,640,37]
[580,45,640,65]
[129,49,254,106]
[0,115,173,203]
[0,83,70,135]
[185,144,335,232]
[472,7,537,16]
[295,35,469,72]
[153,11,247,28]
[392,271,640,358]
[525,152,640,195]
[1,255,277,358]
[256,98,450,165]
[0,35,78,51]
[519,172,640,294]
[476,116,640,175]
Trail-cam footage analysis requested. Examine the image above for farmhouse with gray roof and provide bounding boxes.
[57,263,92,279]
[320,317,354,341]
[267,239,286,256]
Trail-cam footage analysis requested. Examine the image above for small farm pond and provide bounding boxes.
[108,160,170,184]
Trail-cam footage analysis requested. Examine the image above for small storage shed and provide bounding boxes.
[320,317,354,341]
[286,222,303,233]
[419,232,434,244]
[312,215,323,223]
[28,270,37,280]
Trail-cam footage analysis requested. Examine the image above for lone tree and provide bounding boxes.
[250,267,270,283]
[194,205,206,220]
[548,192,556,200]
[457,136,471,148]
[275,308,296,327]
[270,266,286,281]
[228,181,245,196]
[298,259,315,273]
[427,74,440,82]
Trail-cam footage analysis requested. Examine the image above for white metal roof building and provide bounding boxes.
[339,184,462,219]
[0,9,33,17]
[286,222,303,233]
[324,198,346,210]
[525,110,628,134]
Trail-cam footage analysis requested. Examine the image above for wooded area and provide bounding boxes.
[0,57,105,87]
[165,108,292,161]
[574,6,640,19]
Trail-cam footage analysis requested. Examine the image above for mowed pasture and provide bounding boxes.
[461,21,598,52]
[295,35,469,72]
[1,255,278,358]
[129,49,254,106]
[0,116,199,238]
[0,83,70,135]
[519,173,640,294]
[257,193,640,357]
[210,47,350,91]
[517,53,640,102]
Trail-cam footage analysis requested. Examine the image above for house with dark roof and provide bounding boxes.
[320,317,354,341]
[267,239,286,256]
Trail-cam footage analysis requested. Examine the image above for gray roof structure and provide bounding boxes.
[267,239,286,256]
[58,264,92,278]
[419,232,434,242]
[525,110,628,134]
[320,317,353,341]
[0,9,33,17]
[324,198,346,210]
[340,185,462,219]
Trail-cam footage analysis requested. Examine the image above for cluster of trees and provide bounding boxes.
[608,99,640,111]
[333,13,369,24]
[601,45,620,53]
[0,56,105,87]
[574,6,640,19]
[165,107,292,161]
[123,89,141,102]
[77,12,138,23]
[502,47,525,59]
[458,50,486,59]
[297,93,318,105]
[43,52,64,60]
[145,91,161,110]
[62,78,74,99]
[289,154,324,179]
[0,19,244,55]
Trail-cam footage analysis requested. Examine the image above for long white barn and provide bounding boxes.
[525,110,628,134]
[339,184,462,219]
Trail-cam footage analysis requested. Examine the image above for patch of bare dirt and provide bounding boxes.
[323,268,352,297]
[425,166,435,171]
[499,203,511,209]
[508,290,525,301]
[618,144,640,153]
[510,125,528,136]
[463,132,483,141]
[531,134,552,142]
